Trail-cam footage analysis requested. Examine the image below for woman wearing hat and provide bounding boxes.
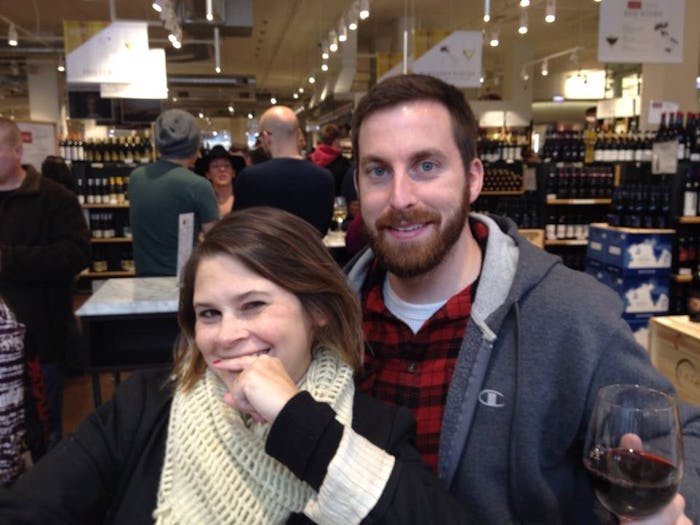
[205,145,242,217]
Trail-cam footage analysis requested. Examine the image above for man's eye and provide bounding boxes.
[369,166,387,177]
[418,161,436,172]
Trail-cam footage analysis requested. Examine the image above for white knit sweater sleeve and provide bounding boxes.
[302,425,395,524]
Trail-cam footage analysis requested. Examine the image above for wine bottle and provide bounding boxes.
[688,265,700,322]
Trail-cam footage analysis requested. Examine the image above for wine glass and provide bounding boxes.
[583,384,683,520]
[332,196,348,231]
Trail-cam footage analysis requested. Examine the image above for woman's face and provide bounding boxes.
[192,254,315,383]
[206,158,234,187]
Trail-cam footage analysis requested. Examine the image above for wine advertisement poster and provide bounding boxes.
[597,0,685,64]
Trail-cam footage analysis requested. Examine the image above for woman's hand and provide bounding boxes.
[212,355,299,423]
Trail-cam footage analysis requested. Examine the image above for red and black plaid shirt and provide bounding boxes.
[356,220,488,472]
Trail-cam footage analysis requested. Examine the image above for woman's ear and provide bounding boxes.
[309,305,329,328]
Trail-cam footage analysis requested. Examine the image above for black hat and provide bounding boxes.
[204,145,246,174]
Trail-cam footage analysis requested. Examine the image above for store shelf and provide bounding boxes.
[80,270,135,278]
[546,198,612,205]
[678,216,700,225]
[544,239,589,247]
[90,237,132,243]
[82,203,130,209]
[673,274,693,283]
[481,190,526,196]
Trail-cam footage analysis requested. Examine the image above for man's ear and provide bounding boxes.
[468,158,484,204]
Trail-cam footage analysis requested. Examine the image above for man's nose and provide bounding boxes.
[389,170,418,209]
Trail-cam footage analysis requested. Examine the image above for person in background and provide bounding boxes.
[229,142,252,168]
[204,145,238,217]
[310,123,351,196]
[234,106,334,236]
[0,117,91,460]
[0,208,464,524]
[129,109,220,276]
[40,156,77,194]
[0,295,29,486]
[248,136,270,165]
[323,74,698,523]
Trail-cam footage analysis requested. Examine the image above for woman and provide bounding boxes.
[204,145,237,216]
[0,208,464,524]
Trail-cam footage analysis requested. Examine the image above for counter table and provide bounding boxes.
[76,277,179,405]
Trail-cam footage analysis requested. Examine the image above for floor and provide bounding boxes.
[62,372,122,433]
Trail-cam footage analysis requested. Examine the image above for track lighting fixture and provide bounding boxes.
[8,23,18,47]
[545,0,556,23]
[518,10,528,34]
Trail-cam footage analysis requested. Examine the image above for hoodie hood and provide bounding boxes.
[310,144,342,167]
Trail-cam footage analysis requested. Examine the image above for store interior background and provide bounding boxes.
[0,0,698,150]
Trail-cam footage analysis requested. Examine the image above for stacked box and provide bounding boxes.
[585,224,674,348]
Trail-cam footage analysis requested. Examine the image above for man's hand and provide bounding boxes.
[213,354,299,423]
[621,494,691,525]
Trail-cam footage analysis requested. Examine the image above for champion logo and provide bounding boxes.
[478,389,505,408]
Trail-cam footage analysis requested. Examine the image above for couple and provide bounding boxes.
[1,74,698,524]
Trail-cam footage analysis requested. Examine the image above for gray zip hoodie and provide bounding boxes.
[346,212,700,524]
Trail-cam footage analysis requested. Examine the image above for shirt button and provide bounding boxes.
[407,362,418,373]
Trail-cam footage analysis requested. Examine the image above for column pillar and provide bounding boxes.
[640,0,700,130]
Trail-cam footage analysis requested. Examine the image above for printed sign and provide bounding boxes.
[100,49,168,99]
[412,31,483,88]
[598,0,685,63]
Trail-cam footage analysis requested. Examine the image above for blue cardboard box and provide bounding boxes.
[587,223,673,270]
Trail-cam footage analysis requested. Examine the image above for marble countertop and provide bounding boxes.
[76,277,179,317]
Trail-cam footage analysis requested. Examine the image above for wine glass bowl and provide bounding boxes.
[583,384,683,520]
[332,196,348,231]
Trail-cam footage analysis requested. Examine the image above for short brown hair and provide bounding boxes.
[351,74,478,175]
[319,124,342,146]
[0,117,21,147]
[173,207,364,390]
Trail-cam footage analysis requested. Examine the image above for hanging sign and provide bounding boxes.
[100,49,168,99]
[598,0,685,64]
[412,31,483,88]
[64,21,150,84]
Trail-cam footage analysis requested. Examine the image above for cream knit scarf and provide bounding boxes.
[153,349,355,525]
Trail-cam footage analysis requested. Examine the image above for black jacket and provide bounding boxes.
[0,166,90,362]
[0,368,470,524]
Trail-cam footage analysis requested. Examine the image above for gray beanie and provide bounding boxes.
[155,109,201,159]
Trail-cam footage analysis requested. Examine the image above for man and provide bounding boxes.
[0,117,90,459]
[129,109,220,276]
[258,76,699,523]
[233,106,334,235]
[204,145,239,217]
[310,123,351,195]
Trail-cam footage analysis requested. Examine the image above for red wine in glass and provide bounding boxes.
[583,384,683,520]
[584,447,679,518]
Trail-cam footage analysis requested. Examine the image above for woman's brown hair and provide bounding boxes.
[173,206,364,390]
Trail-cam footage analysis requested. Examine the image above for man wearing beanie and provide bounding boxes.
[129,109,220,276]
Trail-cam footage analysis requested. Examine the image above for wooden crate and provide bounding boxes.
[519,228,545,249]
[648,316,700,407]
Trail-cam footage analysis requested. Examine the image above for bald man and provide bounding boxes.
[233,106,334,235]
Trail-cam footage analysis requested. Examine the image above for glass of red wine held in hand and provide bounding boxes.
[583,384,684,520]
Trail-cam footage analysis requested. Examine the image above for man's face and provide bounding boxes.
[206,158,234,186]
[0,129,22,185]
[356,100,477,278]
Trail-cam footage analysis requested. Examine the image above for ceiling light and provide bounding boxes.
[214,27,221,73]
[152,0,163,13]
[321,41,330,60]
[198,111,204,118]
[321,62,329,72]
[248,113,253,120]
[489,27,499,47]
[359,0,370,20]
[480,75,484,84]
[270,97,277,104]
[8,23,18,47]
[552,95,565,102]
[308,75,316,84]
[483,0,490,22]
[57,56,66,72]
[521,67,529,82]
[520,0,530,6]
[541,59,549,76]
[518,10,528,34]
[293,92,299,99]
[348,13,358,31]
[338,22,348,43]
[228,105,234,113]
[328,30,338,52]
[545,0,556,23]
[205,0,213,21]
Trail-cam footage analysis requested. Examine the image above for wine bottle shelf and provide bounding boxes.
[90,237,132,244]
[481,190,526,196]
[82,203,130,209]
[678,216,700,224]
[673,274,693,283]
[544,239,589,247]
[80,270,136,278]
[546,198,612,205]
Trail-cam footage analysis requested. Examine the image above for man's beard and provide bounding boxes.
[363,191,470,279]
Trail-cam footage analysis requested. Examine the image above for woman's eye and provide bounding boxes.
[241,300,266,312]
[196,309,219,320]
